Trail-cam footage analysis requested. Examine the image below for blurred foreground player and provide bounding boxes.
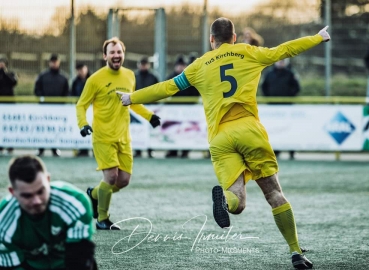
[119,17,330,269]
[0,155,97,270]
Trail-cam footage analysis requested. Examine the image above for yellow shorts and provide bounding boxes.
[93,141,133,173]
[209,116,278,190]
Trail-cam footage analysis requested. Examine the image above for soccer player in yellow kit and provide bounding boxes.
[119,18,330,269]
[76,37,160,230]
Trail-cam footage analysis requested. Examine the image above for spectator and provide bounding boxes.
[34,53,69,157]
[364,46,369,98]
[165,55,199,158]
[134,56,159,158]
[0,155,97,270]
[0,57,17,155]
[185,52,201,97]
[240,27,264,46]
[71,63,90,97]
[71,63,91,157]
[261,58,300,159]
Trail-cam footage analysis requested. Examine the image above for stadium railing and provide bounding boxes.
[0,96,368,104]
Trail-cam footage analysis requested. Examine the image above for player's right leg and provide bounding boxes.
[92,142,122,230]
[256,174,312,269]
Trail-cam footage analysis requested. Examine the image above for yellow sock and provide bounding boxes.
[93,182,120,198]
[97,181,113,222]
[112,185,120,193]
[91,181,103,200]
[272,202,302,254]
[224,190,239,213]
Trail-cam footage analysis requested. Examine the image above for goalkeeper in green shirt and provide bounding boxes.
[0,155,97,270]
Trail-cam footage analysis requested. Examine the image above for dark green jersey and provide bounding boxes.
[0,181,94,269]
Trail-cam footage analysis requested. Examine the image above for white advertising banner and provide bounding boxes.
[0,103,365,151]
[0,104,93,149]
[258,104,363,151]
[0,104,150,149]
[145,104,209,150]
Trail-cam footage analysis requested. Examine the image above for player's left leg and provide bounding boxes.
[91,142,122,230]
[256,174,312,269]
[225,173,246,214]
[115,141,133,191]
[212,173,246,228]
[210,120,249,228]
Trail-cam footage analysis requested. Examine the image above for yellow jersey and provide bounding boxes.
[76,66,153,143]
[130,34,323,142]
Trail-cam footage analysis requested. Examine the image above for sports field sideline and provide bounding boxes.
[0,152,368,269]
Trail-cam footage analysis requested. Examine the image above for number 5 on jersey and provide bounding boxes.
[220,64,237,98]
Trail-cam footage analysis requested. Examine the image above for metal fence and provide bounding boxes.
[0,1,368,87]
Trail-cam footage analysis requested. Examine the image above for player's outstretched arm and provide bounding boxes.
[318,25,330,42]
[118,80,180,106]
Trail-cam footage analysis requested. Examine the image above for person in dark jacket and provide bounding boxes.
[0,57,17,155]
[135,56,159,90]
[71,63,90,97]
[261,58,300,159]
[364,46,369,98]
[35,54,69,97]
[34,54,69,157]
[165,55,199,158]
[134,56,159,158]
[0,58,17,97]
[262,58,300,98]
[71,63,91,157]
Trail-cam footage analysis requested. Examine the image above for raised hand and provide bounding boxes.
[318,25,330,42]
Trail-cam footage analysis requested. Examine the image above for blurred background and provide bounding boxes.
[1,0,368,96]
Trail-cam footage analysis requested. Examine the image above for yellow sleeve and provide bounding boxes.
[130,80,179,104]
[253,34,323,66]
[76,78,95,128]
[130,104,153,121]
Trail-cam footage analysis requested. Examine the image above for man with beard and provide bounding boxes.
[0,155,97,270]
[76,37,161,230]
[34,54,69,157]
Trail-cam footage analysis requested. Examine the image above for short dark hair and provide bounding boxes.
[139,56,149,65]
[103,37,126,55]
[210,17,235,44]
[76,63,86,70]
[8,155,47,185]
[49,53,59,62]
[175,55,186,66]
[0,57,8,66]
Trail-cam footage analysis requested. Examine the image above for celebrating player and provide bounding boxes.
[0,155,97,270]
[118,18,330,269]
[76,37,160,230]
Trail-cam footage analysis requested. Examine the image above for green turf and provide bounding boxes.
[0,156,368,269]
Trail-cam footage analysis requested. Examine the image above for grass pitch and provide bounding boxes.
[0,156,368,269]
